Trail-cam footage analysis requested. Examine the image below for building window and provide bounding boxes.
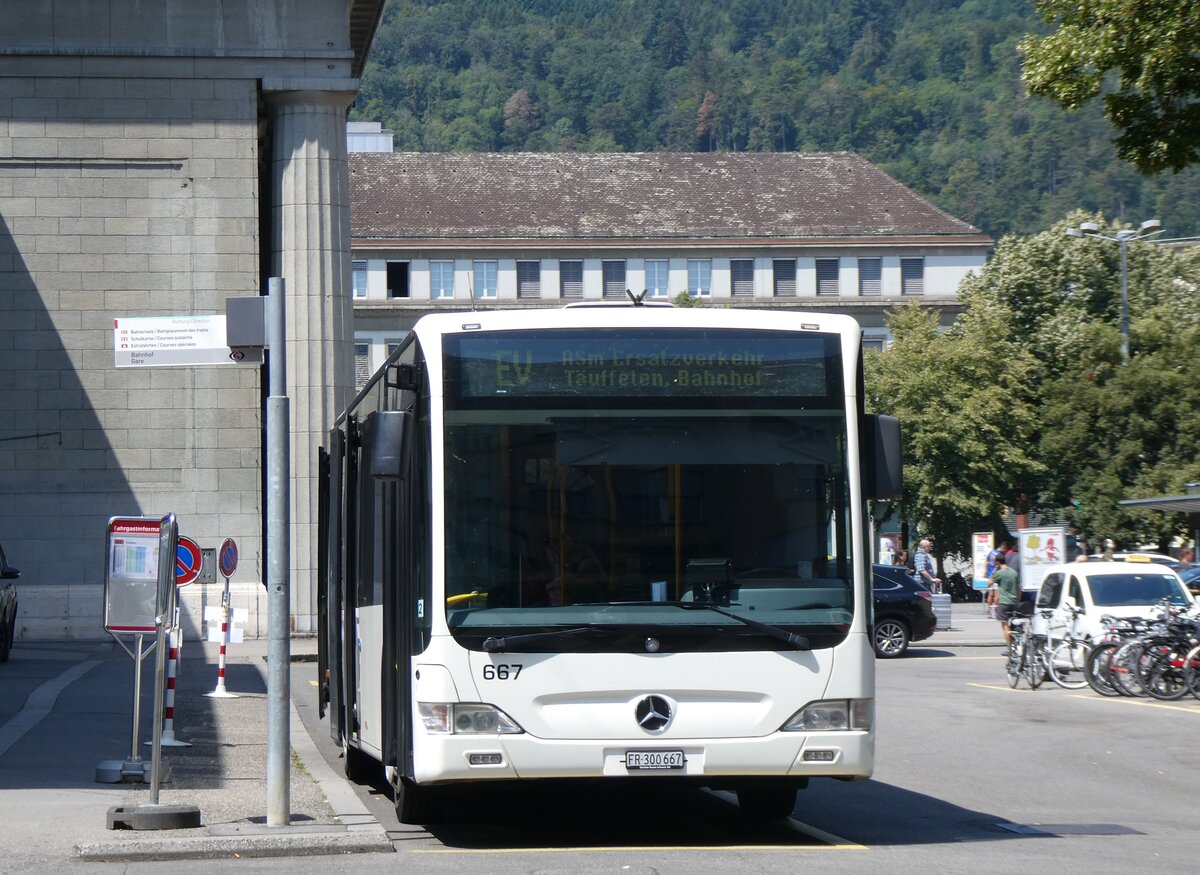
[772,259,796,297]
[858,258,882,296]
[602,260,626,298]
[862,335,887,352]
[901,257,925,295]
[816,258,840,296]
[352,261,368,298]
[430,261,454,299]
[687,260,711,296]
[386,261,409,298]
[731,259,754,297]
[517,261,541,298]
[354,343,370,389]
[560,260,583,298]
[645,259,669,297]
[473,261,497,299]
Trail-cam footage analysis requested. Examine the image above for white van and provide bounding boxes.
[1030,560,1193,643]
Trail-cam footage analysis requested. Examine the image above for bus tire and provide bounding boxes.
[394,776,441,824]
[341,737,376,784]
[736,783,797,820]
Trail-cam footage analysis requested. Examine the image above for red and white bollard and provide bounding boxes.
[205,588,238,699]
[147,616,192,747]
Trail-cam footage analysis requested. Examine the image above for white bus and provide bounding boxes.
[318,304,901,823]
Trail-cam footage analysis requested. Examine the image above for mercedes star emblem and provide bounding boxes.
[635,695,672,732]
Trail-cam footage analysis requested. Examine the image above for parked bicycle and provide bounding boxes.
[1005,603,1044,689]
[1043,601,1089,690]
[1083,600,1199,700]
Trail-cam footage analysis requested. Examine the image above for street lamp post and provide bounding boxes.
[1066,218,1163,362]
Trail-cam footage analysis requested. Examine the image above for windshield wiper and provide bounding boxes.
[482,625,614,653]
[582,600,811,651]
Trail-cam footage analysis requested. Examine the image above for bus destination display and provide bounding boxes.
[449,330,832,399]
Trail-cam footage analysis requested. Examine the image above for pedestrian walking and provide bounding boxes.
[913,539,941,593]
[991,553,1020,646]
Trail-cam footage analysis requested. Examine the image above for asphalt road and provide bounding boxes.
[4,640,1197,874]
[278,644,1200,875]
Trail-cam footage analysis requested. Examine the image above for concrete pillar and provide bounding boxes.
[265,87,356,633]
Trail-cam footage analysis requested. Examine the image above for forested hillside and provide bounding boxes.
[355,0,1200,239]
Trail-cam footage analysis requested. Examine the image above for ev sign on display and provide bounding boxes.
[175,536,203,587]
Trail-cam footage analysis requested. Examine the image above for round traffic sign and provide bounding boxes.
[175,536,203,586]
[218,538,239,579]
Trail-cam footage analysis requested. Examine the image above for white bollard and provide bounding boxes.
[148,624,192,747]
[205,589,239,699]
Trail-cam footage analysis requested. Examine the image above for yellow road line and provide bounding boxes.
[1068,694,1200,715]
[708,788,865,849]
[967,682,1030,692]
[411,842,864,853]
[969,681,1200,712]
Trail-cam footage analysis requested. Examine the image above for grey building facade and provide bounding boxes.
[348,152,992,378]
[1,0,384,639]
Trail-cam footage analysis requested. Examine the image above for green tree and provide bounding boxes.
[865,302,1044,561]
[1021,1,1200,173]
[957,215,1200,548]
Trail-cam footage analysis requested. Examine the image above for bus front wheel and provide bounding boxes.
[736,783,797,820]
[394,776,442,824]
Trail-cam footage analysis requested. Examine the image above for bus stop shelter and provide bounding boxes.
[1119,489,1200,558]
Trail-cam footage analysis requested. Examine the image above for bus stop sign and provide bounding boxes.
[175,536,202,586]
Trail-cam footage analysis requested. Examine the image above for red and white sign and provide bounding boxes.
[218,538,239,579]
[175,536,203,586]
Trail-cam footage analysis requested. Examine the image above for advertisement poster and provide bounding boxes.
[1018,526,1067,593]
[879,534,900,565]
[972,532,994,589]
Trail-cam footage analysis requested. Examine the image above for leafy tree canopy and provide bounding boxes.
[1021,1,1200,174]
[358,0,1200,239]
[880,215,1200,553]
[865,302,1044,561]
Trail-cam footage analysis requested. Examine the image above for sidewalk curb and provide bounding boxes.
[75,701,393,862]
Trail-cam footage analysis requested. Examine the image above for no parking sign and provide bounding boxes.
[175,536,202,586]
[219,538,238,579]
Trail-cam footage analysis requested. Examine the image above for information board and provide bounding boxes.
[113,315,235,368]
[103,517,163,633]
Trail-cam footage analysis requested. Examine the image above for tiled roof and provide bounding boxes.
[349,152,988,242]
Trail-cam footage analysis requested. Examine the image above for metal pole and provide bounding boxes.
[266,277,291,826]
[1119,236,1129,362]
[148,620,169,804]
[129,634,144,763]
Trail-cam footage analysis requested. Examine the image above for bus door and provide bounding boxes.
[317,445,331,721]
[367,364,426,778]
[319,428,352,744]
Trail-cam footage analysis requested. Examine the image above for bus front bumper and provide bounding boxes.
[412,731,873,785]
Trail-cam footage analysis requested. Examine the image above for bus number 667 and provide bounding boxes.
[482,664,522,680]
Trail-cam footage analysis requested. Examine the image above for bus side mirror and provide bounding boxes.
[863,414,902,500]
[367,410,411,481]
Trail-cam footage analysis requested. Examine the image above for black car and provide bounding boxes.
[0,542,18,662]
[871,563,937,657]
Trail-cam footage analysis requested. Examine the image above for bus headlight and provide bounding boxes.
[418,703,524,735]
[781,699,873,732]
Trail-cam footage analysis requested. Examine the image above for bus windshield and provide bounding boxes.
[441,328,854,652]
